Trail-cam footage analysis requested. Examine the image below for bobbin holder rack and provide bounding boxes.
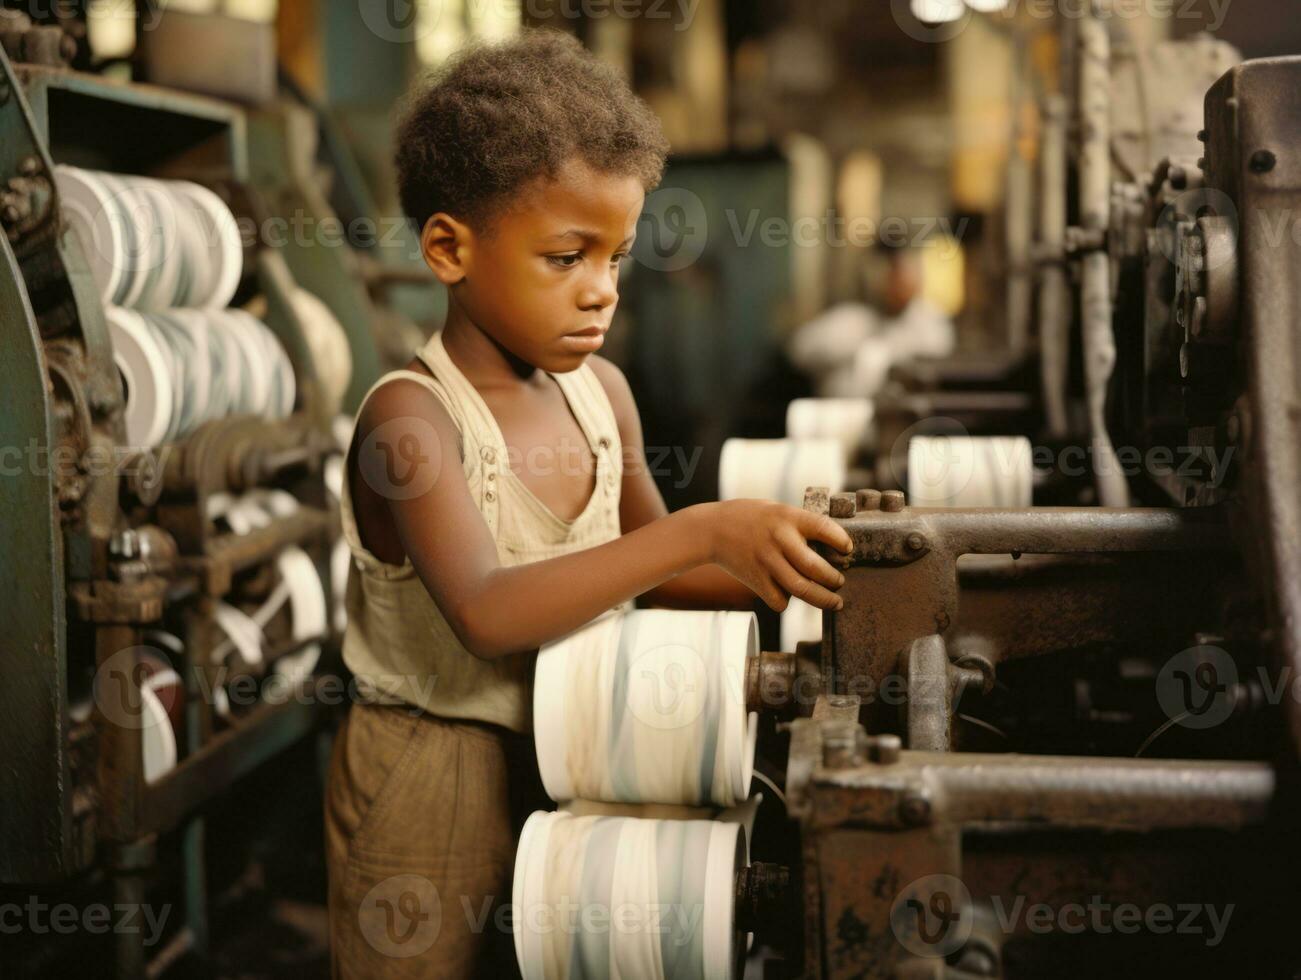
[0,48,347,976]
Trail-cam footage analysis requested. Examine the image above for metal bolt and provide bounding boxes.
[881,490,905,512]
[1197,129,1208,143]
[1169,165,1187,190]
[802,486,830,516]
[898,795,931,826]
[17,155,41,177]
[856,488,881,511]
[821,720,864,769]
[905,532,925,552]
[1249,150,1277,174]
[867,734,901,764]
[829,492,856,518]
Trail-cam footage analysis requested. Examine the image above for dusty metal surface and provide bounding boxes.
[817,497,1233,734]
[1202,57,1301,760]
[785,41,1301,980]
[787,715,1276,979]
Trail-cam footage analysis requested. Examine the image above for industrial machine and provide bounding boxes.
[0,24,382,974]
[4,5,1299,979]
[731,15,1301,979]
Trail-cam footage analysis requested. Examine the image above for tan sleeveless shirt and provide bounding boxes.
[338,330,627,734]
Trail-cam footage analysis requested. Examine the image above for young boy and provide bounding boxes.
[325,30,852,978]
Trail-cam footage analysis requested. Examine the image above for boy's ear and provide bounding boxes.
[420,213,472,285]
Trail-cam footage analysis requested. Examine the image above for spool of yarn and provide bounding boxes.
[907,435,1034,508]
[718,438,845,506]
[785,398,874,460]
[534,609,758,808]
[133,645,184,785]
[780,597,823,650]
[55,165,242,310]
[55,164,127,305]
[213,600,266,668]
[512,810,745,980]
[290,287,353,417]
[108,306,295,447]
[106,306,174,448]
[270,545,327,684]
[559,793,763,859]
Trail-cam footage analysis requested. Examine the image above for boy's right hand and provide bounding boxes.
[706,500,855,612]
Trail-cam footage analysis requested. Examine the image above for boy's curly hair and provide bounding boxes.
[394,30,669,233]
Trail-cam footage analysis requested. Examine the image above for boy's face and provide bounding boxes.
[451,156,644,373]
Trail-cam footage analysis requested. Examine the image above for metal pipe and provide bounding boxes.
[906,635,951,752]
[1037,93,1069,438]
[1078,8,1130,506]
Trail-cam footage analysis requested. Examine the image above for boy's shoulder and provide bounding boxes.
[351,366,463,464]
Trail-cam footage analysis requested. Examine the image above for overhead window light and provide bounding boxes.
[910,0,966,23]
[965,0,1011,12]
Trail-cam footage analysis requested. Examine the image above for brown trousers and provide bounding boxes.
[324,701,550,979]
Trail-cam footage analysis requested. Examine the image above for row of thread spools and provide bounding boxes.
[718,398,1034,650]
[56,164,353,447]
[509,607,765,979]
[56,166,356,780]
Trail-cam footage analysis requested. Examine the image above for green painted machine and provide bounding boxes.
[0,43,385,976]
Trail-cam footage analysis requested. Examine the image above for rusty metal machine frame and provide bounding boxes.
[769,35,1301,980]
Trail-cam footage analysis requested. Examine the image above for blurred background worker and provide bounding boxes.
[785,245,955,399]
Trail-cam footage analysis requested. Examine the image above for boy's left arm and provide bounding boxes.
[590,356,757,611]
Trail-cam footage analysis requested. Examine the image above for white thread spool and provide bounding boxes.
[785,398,873,460]
[130,645,183,785]
[513,810,744,980]
[718,438,845,506]
[55,165,127,304]
[290,287,353,418]
[106,307,174,449]
[54,166,243,310]
[534,609,758,808]
[108,306,295,446]
[907,436,1034,508]
[780,597,823,650]
[271,546,327,684]
[169,179,243,309]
